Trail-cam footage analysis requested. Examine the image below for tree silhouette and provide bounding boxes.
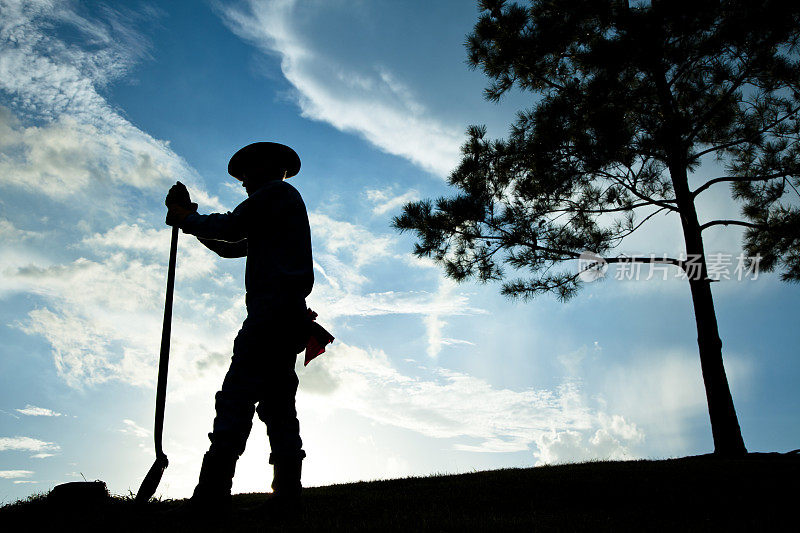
[394,0,800,456]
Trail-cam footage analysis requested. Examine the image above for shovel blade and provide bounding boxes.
[135,454,168,504]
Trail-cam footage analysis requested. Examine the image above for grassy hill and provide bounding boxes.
[1,453,796,531]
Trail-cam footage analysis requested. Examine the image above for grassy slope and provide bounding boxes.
[1,454,796,531]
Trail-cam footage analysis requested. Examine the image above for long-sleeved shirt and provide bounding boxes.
[179,179,314,316]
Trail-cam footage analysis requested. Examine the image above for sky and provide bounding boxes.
[0,0,798,504]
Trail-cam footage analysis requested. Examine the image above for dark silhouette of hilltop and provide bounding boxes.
[1,454,797,531]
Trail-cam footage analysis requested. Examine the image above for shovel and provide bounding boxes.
[135,224,179,504]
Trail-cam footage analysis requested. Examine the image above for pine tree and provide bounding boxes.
[395,0,800,455]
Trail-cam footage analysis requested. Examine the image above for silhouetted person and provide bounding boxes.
[165,142,313,515]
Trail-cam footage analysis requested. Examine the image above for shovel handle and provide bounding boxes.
[154,224,179,458]
[136,224,178,504]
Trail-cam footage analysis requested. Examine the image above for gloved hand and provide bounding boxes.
[165,181,194,208]
[165,181,197,226]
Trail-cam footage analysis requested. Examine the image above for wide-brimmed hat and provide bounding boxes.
[227,142,301,180]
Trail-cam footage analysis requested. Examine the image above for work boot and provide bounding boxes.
[186,450,238,517]
[259,458,303,516]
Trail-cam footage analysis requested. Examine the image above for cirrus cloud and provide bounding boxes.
[217,0,463,177]
[0,470,34,479]
[0,436,60,453]
[15,405,64,417]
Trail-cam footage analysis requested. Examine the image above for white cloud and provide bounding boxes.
[15,405,63,417]
[18,307,126,387]
[423,278,475,358]
[30,453,55,459]
[309,213,395,269]
[0,436,60,453]
[305,212,486,332]
[120,419,150,439]
[603,351,708,426]
[365,187,420,216]
[300,342,645,460]
[6,249,237,391]
[0,1,224,211]
[0,0,241,395]
[0,213,247,391]
[0,54,202,206]
[11,266,240,391]
[597,348,753,455]
[424,313,447,359]
[0,470,34,479]
[222,181,248,200]
[312,287,481,321]
[558,346,587,376]
[533,418,644,465]
[0,107,223,212]
[0,218,41,242]
[81,223,219,280]
[218,0,462,177]
[0,0,139,124]
[440,338,475,347]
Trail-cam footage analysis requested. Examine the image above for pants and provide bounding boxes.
[207,296,310,464]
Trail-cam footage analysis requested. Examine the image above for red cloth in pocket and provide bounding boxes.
[305,309,334,366]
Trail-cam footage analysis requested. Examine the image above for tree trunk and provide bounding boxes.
[647,20,747,453]
[671,163,747,456]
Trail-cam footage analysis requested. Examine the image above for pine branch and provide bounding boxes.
[699,220,764,231]
[557,198,672,214]
[598,171,679,212]
[608,206,671,245]
[692,173,789,199]
[605,256,684,267]
[685,58,753,144]
[690,105,800,161]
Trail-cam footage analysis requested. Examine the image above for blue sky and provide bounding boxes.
[0,0,797,503]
